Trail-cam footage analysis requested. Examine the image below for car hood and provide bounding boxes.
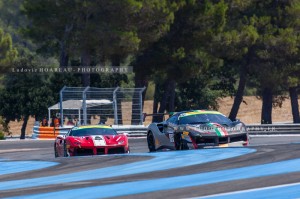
[181,122,245,137]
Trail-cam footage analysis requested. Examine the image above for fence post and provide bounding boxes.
[82,86,90,125]
[59,86,66,127]
[139,87,146,125]
[113,87,119,125]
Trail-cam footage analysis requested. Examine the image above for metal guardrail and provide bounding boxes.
[116,124,300,136]
[27,123,300,139]
[246,124,300,135]
[113,126,148,137]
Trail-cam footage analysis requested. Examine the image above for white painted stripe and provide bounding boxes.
[0,148,45,153]
[185,182,300,199]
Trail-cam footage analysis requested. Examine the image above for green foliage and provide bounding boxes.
[0,55,56,123]
[0,131,4,140]
[0,116,9,133]
[0,0,33,55]
[3,0,300,124]
[145,81,155,100]
[0,28,18,70]
[175,75,223,110]
[22,0,178,66]
[246,1,300,98]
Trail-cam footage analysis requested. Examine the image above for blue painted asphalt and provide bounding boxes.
[8,158,300,199]
[0,161,58,175]
[197,182,300,199]
[0,148,255,191]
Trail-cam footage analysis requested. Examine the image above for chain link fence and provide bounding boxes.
[48,86,145,126]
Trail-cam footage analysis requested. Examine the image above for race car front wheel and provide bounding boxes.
[147,132,156,152]
[180,140,189,150]
[54,143,58,158]
[63,142,70,157]
[175,133,188,150]
[127,147,130,153]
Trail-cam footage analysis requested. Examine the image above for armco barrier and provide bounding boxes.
[112,124,300,136]
[246,124,300,135]
[31,124,300,139]
[31,125,147,139]
[32,126,73,139]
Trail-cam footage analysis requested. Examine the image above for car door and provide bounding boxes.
[164,115,179,144]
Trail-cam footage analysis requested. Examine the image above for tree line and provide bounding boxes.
[1,0,300,138]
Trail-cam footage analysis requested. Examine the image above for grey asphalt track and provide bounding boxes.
[1,136,300,198]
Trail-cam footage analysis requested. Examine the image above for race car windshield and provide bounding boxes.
[69,128,118,136]
[179,114,232,125]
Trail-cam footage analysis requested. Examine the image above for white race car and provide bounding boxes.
[147,110,249,151]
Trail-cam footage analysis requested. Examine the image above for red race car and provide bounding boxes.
[54,125,130,157]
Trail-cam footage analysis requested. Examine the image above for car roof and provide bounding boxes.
[178,110,223,117]
[72,125,112,130]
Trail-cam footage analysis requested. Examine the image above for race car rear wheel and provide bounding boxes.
[54,143,58,158]
[147,132,156,152]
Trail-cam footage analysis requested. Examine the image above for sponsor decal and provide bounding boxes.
[197,143,215,146]
[168,134,174,143]
[91,136,106,146]
[155,138,161,145]
[183,131,189,136]
[207,123,228,137]
[219,143,229,147]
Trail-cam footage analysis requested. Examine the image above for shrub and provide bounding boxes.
[0,131,5,140]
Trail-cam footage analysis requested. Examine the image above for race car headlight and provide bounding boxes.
[230,125,246,133]
[118,140,125,144]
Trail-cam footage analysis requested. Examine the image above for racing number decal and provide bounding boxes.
[169,133,174,143]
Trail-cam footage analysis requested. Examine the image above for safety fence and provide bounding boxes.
[31,123,300,139]
[47,86,146,127]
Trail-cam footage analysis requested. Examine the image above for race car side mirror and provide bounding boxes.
[56,135,65,140]
[232,118,241,123]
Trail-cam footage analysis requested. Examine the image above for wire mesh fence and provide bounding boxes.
[48,86,145,126]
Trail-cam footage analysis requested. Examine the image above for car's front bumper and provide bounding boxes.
[185,132,248,149]
[69,145,128,156]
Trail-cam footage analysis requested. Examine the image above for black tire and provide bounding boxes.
[175,133,188,150]
[180,139,189,150]
[54,143,58,158]
[174,133,181,150]
[63,142,69,157]
[147,132,156,152]
[127,147,130,153]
